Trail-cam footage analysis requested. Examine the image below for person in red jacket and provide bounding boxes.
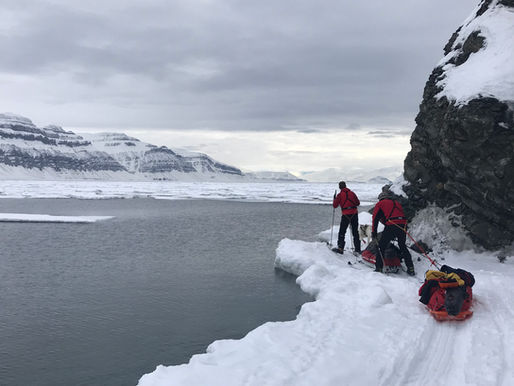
[371,191,415,275]
[332,181,361,254]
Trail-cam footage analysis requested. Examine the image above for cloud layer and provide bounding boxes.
[1,0,473,133]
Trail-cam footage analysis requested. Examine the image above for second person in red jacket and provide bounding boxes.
[332,181,361,254]
[371,191,415,275]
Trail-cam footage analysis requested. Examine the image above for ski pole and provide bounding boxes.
[329,190,336,246]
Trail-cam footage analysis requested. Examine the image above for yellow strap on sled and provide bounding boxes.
[425,270,465,287]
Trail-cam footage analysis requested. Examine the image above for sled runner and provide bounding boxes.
[429,309,473,321]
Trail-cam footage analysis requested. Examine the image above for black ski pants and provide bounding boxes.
[338,213,361,253]
[376,224,413,270]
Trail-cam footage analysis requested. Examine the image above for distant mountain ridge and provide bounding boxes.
[0,113,245,181]
[244,171,305,182]
[298,166,401,183]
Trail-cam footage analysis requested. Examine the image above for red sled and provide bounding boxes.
[429,309,473,321]
[419,266,475,322]
[361,240,402,273]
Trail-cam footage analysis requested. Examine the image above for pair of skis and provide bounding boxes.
[328,243,423,281]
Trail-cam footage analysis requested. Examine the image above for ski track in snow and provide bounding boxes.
[371,251,513,386]
[139,214,514,386]
[374,253,514,386]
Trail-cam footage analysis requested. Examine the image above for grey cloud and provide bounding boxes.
[269,150,319,156]
[345,123,361,131]
[0,0,474,130]
[367,129,413,137]
[181,145,209,151]
[368,133,395,138]
[295,129,322,134]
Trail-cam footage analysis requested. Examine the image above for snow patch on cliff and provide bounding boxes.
[437,0,514,104]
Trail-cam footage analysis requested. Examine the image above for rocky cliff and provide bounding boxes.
[402,0,514,250]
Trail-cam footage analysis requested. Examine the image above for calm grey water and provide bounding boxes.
[0,198,333,386]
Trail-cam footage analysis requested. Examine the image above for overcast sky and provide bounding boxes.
[0,0,475,174]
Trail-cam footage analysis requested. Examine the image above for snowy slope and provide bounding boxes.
[84,132,243,177]
[244,171,305,182]
[437,0,514,104]
[139,212,514,386]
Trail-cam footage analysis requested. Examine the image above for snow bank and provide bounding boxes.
[139,218,514,385]
[0,180,383,204]
[0,213,113,223]
[139,240,427,386]
[437,0,514,104]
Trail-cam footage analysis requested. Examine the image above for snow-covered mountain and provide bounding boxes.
[244,171,305,182]
[0,113,245,181]
[299,166,401,183]
[366,176,392,184]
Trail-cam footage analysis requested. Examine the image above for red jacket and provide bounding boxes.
[372,198,407,234]
[333,188,360,215]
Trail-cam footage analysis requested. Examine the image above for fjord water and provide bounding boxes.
[0,198,332,385]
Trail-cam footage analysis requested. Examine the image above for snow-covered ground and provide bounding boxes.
[139,212,514,386]
[0,213,113,223]
[0,180,382,205]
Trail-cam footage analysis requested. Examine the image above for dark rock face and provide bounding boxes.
[402,0,514,250]
[140,147,195,173]
[453,31,485,66]
[0,145,125,172]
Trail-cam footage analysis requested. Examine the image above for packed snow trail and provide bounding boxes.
[138,219,514,385]
[382,255,514,386]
